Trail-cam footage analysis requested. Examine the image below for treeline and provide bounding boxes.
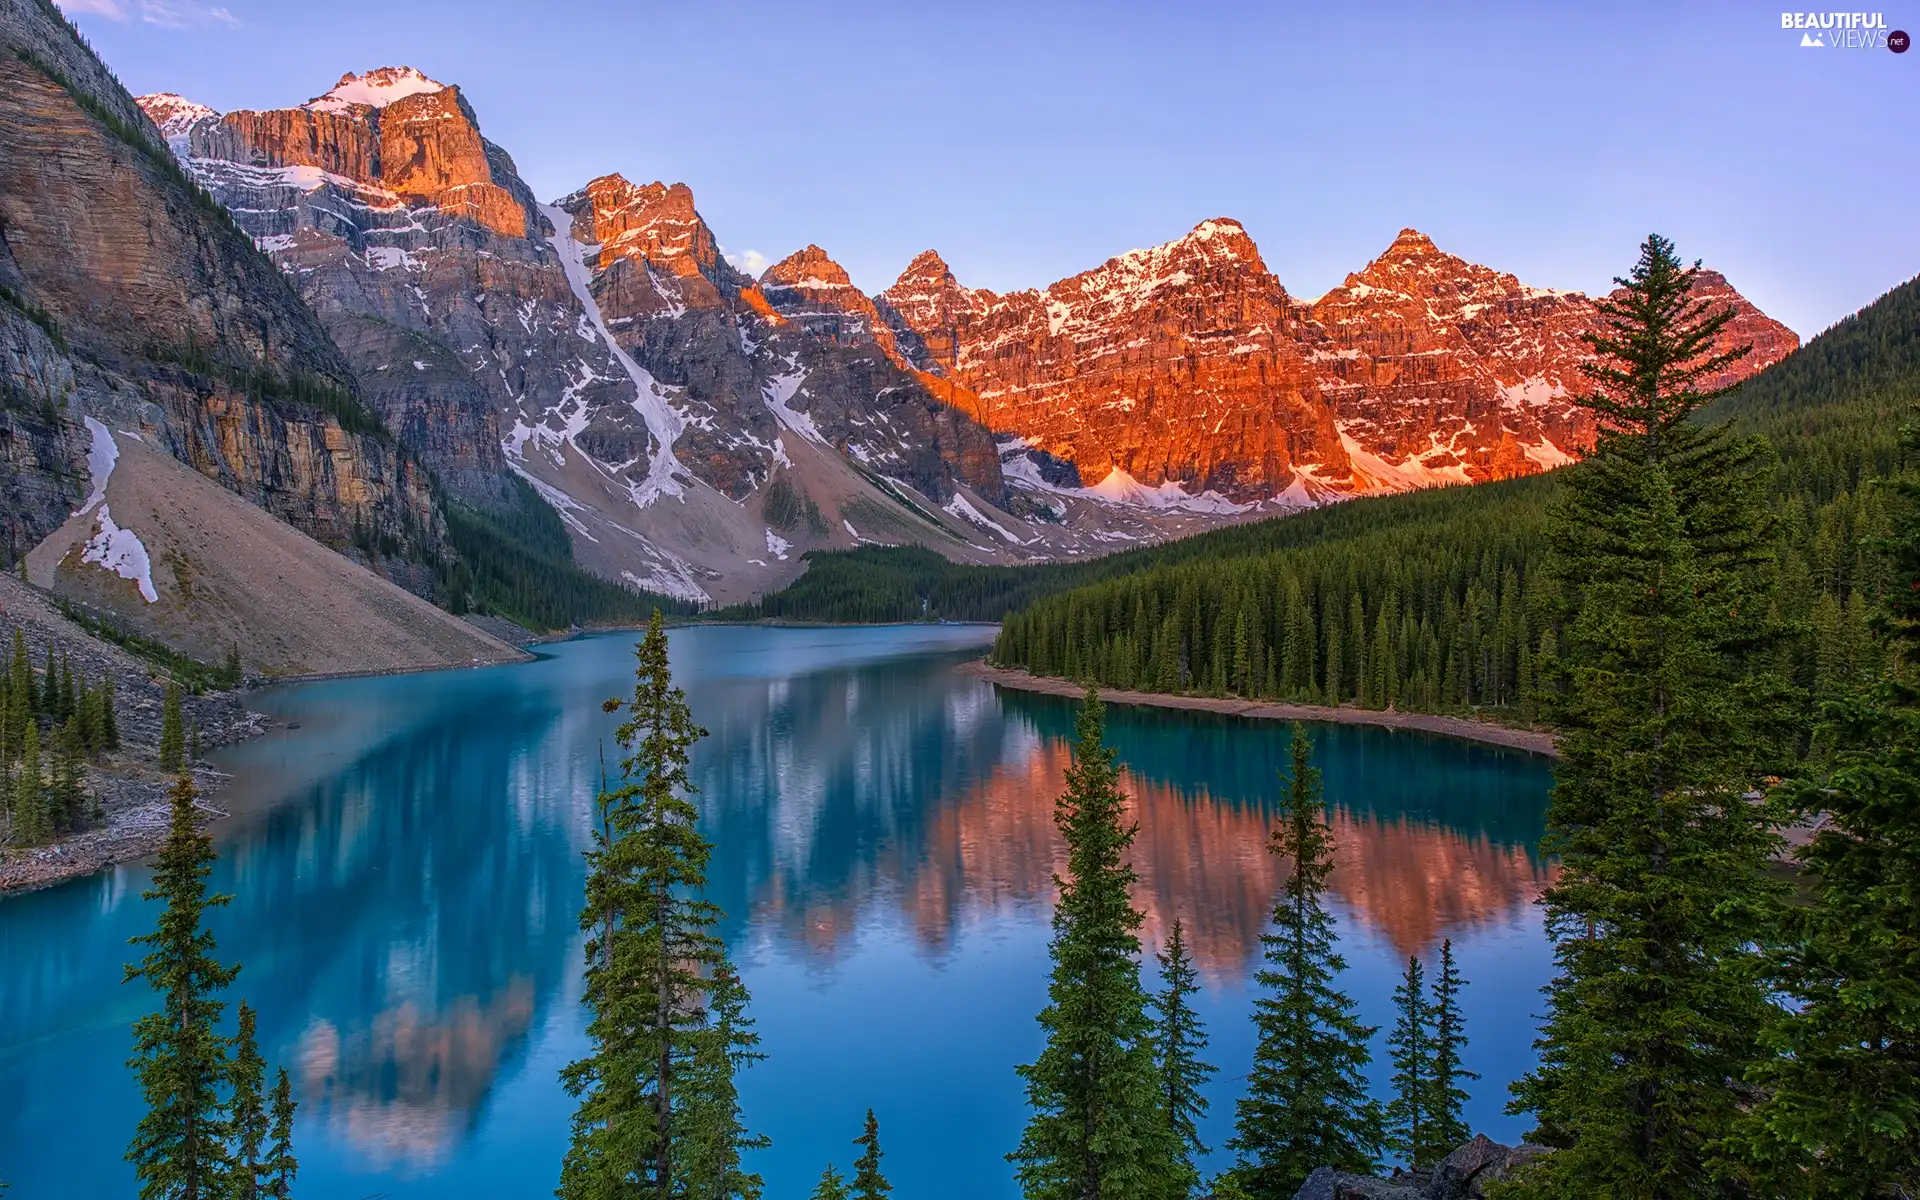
[439,474,693,630]
[990,273,1920,717]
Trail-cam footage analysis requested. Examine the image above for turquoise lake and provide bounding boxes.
[0,625,1556,1198]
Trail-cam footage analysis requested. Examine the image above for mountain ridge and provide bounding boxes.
[128,63,1797,609]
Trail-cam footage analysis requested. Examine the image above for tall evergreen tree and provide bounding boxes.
[159,678,186,773]
[227,1002,269,1200]
[125,774,238,1200]
[850,1109,890,1200]
[1424,940,1475,1160]
[1229,724,1382,1197]
[1736,415,1920,1196]
[1506,235,1791,1197]
[14,722,45,844]
[559,612,762,1200]
[1009,684,1178,1200]
[679,962,769,1200]
[264,1069,296,1200]
[1152,918,1215,1197]
[1385,956,1433,1170]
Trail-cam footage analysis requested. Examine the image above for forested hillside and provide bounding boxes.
[736,274,1917,721]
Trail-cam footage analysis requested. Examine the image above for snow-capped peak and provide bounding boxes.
[134,93,220,156]
[303,67,448,113]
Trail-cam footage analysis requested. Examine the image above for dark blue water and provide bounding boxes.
[0,625,1555,1198]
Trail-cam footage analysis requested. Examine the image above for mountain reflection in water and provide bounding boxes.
[0,626,1553,1200]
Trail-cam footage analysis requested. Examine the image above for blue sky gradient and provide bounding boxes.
[58,0,1916,335]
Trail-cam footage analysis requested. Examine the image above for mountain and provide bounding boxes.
[139,77,1286,603]
[130,61,1796,605]
[0,1,529,671]
[881,224,1797,502]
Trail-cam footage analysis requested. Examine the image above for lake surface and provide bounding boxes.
[0,625,1556,1198]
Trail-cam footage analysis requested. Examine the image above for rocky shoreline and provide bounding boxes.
[961,660,1559,758]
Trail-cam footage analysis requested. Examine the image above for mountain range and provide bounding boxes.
[0,0,1798,657]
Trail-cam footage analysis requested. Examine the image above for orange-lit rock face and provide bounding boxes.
[882,219,1345,498]
[883,225,1798,501]
[190,69,527,239]
[574,174,730,307]
[760,244,907,362]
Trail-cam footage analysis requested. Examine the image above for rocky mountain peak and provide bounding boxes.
[572,174,716,279]
[134,91,219,154]
[763,244,853,289]
[304,66,448,113]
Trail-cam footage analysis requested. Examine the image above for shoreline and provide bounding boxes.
[961,660,1560,758]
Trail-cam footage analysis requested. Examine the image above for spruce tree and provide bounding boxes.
[264,1069,296,1200]
[125,774,238,1200]
[1008,684,1178,1200]
[559,612,763,1200]
[1229,724,1381,1198]
[39,645,55,715]
[54,713,84,833]
[1506,235,1790,1196]
[679,962,769,1200]
[810,1165,851,1200]
[14,722,45,845]
[159,679,186,773]
[228,1002,269,1200]
[1424,940,1474,1160]
[1385,956,1433,1171]
[851,1109,890,1200]
[1736,416,1920,1196]
[1152,918,1215,1197]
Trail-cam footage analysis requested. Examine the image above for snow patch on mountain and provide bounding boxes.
[74,419,158,603]
[305,67,447,113]
[541,203,688,505]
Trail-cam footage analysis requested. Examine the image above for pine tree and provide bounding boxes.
[809,1165,851,1200]
[1736,415,1920,1196]
[227,1002,269,1200]
[679,962,769,1200]
[1424,940,1474,1160]
[125,774,238,1200]
[1152,918,1215,1197]
[39,645,55,715]
[1385,956,1433,1171]
[14,722,45,844]
[559,612,762,1200]
[1229,724,1382,1197]
[264,1069,296,1200]
[851,1109,890,1200]
[159,678,186,773]
[54,712,84,833]
[1009,684,1179,1200]
[1506,235,1790,1196]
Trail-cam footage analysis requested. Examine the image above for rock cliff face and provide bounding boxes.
[882,219,1342,501]
[0,1,439,587]
[883,225,1798,501]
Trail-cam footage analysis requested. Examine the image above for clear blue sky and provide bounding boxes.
[58,0,1916,335]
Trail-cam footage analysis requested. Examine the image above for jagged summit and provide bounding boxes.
[134,92,219,152]
[762,245,855,288]
[304,66,448,113]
